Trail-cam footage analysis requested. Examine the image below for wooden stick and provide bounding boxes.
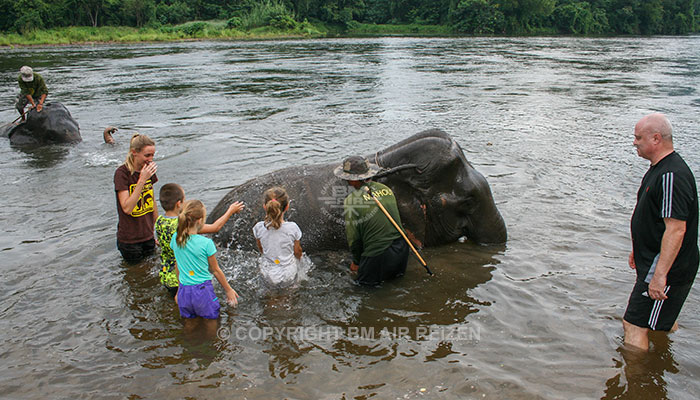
[364,186,433,275]
[11,105,33,124]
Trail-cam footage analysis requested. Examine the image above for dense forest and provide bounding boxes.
[1,0,698,36]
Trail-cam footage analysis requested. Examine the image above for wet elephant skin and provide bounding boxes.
[208,129,506,252]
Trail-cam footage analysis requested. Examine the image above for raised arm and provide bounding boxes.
[200,201,244,234]
[117,163,157,214]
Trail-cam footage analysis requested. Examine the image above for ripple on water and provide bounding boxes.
[1,37,700,399]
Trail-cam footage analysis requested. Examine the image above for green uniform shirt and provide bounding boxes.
[18,73,49,98]
[344,181,403,264]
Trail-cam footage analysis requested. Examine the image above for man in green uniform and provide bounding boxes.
[16,66,48,122]
[334,155,409,286]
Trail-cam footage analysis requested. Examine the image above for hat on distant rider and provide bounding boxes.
[20,66,34,82]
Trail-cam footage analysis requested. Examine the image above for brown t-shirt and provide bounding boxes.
[114,164,158,243]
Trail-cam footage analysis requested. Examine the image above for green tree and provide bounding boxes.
[659,0,695,34]
[0,0,698,34]
[0,0,18,31]
[156,1,194,24]
[78,0,106,27]
[553,1,609,34]
[361,0,393,23]
[639,0,663,33]
[407,0,450,24]
[311,0,366,26]
[450,0,505,33]
[608,1,640,33]
[122,0,156,27]
[13,0,50,32]
[496,0,556,33]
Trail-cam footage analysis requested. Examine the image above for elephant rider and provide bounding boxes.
[16,66,48,122]
[334,155,409,286]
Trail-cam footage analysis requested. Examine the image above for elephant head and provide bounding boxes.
[374,129,507,246]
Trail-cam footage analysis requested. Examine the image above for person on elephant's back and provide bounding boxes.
[334,155,409,286]
[16,66,48,122]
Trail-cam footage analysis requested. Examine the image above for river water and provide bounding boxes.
[1,36,699,399]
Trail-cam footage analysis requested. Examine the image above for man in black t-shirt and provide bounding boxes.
[624,113,699,351]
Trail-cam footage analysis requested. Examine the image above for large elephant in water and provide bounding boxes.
[208,129,507,252]
[1,102,81,146]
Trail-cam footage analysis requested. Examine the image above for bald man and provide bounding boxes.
[624,113,698,350]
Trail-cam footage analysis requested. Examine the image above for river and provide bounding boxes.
[1,36,698,399]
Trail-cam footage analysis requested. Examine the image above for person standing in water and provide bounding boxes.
[623,113,698,350]
[333,155,409,286]
[172,200,239,336]
[114,133,158,263]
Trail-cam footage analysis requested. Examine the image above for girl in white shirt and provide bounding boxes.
[253,187,303,288]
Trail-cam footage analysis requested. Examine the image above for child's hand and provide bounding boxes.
[226,288,239,307]
[228,201,245,215]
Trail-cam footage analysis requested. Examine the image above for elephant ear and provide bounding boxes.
[367,175,424,248]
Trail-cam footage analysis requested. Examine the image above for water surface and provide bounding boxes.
[1,37,699,399]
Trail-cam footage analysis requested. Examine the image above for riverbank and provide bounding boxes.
[0,21,457,47]
[0,21,321,47]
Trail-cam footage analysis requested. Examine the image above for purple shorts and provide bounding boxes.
[178,280,221,319]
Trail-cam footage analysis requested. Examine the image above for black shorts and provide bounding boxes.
[117,239,156,264]
[356,238,409,286]
[165,285,178,298]
[623,280,693,331]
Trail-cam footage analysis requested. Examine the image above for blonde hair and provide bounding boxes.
[176,200,206,247]
[263,187,289,230]
[124,133,155,173]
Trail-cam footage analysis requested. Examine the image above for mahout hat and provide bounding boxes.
[333,155,380,181]
[20,66,34,82]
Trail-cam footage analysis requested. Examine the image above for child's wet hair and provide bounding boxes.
[159,183,184,211]
[263,187,289,230]
[176,200,206,247]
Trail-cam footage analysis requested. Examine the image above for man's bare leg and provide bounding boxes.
[623,319,649,351]
[669,321,679,333]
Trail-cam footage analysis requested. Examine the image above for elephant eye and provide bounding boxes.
[459,196,477,214]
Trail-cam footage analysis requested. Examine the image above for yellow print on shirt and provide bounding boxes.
[129,180,154,217]
[362,188,393,202]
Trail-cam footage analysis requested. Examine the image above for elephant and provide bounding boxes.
[208,128,507,252]
[1,102,81,146]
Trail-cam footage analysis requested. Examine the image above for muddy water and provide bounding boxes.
[0,37,698,399]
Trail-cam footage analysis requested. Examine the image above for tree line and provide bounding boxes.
[1,0,698,35]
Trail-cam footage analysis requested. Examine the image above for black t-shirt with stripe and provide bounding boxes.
[631,151,699,285]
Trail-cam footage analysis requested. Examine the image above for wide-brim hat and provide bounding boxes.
[20,66,33,82]
[333,155,381,181]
